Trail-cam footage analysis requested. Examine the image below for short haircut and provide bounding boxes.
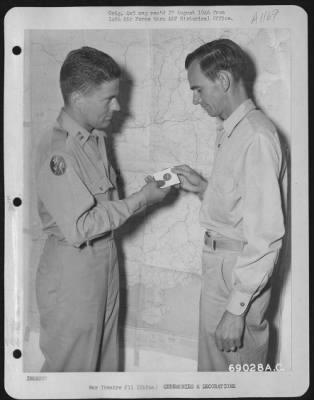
[185,39,248,83]
[60,46,121,104]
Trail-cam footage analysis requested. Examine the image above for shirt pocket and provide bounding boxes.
[89,176,114,196]
[211,172,240,221]
[214,173,236,194]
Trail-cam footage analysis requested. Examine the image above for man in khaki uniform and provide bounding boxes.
[35,47,170,372]
[173,39,286,371]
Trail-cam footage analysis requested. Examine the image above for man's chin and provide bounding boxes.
[203,108,216,117]
[97,120,111,130]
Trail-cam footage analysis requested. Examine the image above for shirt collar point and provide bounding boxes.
[222,99,255,138]
[58,109,91,145]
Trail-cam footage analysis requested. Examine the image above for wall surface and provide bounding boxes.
[23,28,291,371]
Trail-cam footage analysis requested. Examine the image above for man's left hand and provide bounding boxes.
[215,311,245,352]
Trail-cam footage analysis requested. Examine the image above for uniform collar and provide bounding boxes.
[57,108,94,146]
[221,99,256,137]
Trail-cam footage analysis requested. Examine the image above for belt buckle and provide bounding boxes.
[205,233,217,251]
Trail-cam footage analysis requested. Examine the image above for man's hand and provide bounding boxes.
[140,176,171,205]
[171,165,207,199]
[215,311,245,352]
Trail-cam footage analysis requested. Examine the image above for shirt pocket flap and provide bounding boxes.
[90,176,114,195]
[109,165,117,186]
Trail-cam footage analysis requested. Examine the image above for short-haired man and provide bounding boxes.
[35,47,170,372]
[173,39,285,371]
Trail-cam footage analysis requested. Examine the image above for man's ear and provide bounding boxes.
[70,91,83,107]
[217,71,231,92]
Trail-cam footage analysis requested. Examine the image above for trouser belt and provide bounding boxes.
[204,232,245,252]
[49,231,113,248]
[81,231,113,248]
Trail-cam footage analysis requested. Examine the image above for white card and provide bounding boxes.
[153,167,181,188]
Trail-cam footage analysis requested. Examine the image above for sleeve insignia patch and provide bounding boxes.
[50,155,66,176]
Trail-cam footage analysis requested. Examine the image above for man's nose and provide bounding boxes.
[193,91,201,105]
[111,98,120,112]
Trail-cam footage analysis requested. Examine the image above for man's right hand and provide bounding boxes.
[140,177,171,206]
[172,164,208,199]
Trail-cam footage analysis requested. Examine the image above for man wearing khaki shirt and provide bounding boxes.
[173,39,286,371]
[36,47,170,372]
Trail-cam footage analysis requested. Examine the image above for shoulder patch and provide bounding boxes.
[50,155,67,176]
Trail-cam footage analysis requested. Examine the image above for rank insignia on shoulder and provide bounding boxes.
[50,155,66,176]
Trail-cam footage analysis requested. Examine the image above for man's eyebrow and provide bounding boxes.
[190,85,200,90]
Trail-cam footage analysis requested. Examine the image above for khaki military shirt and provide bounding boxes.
[200,99,285,315]
[36,109,147,247]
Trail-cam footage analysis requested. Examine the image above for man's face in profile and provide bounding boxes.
[78,79,121,132]
[187,59,225,119]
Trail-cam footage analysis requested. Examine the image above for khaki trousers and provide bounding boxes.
[36,236,119,372]
[198,246,271,371]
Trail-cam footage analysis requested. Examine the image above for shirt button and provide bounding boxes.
[240,302,245,307]
[99,186,104,191]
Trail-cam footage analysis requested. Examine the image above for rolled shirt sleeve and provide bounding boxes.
[226,133,285,315]
[38,151,147,247]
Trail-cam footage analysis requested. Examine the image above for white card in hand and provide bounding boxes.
[153,167,180,188]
